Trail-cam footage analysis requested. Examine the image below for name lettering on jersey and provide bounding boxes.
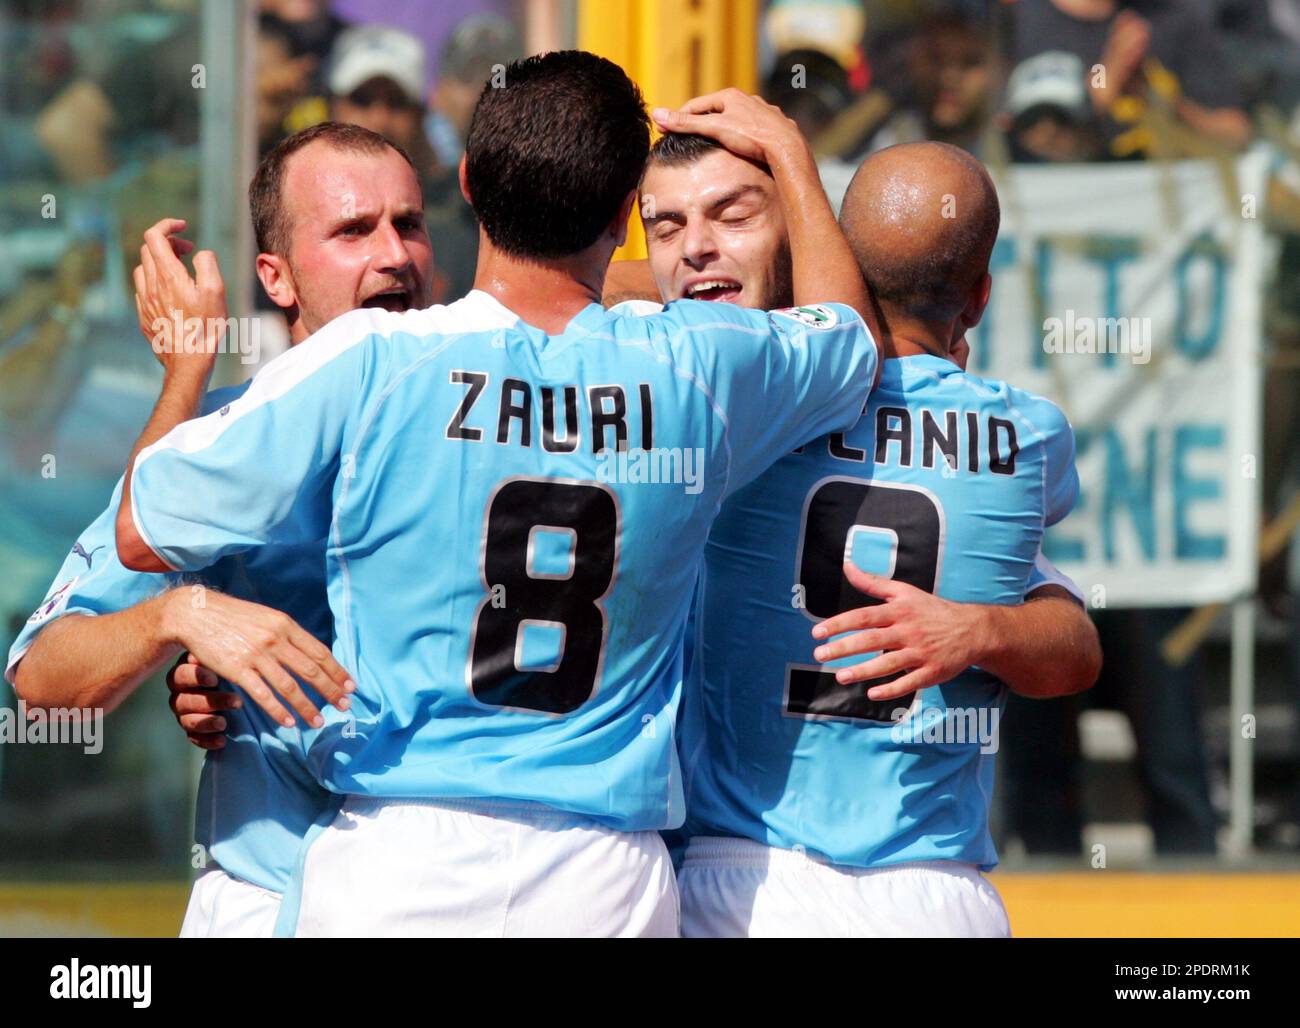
[814,405,1018,475]
[828,433,865,462]
[446,370,655,454]
[445,370,488,441]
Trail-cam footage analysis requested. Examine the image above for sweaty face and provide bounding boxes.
[279,143,433,334]
[641,148,792,311]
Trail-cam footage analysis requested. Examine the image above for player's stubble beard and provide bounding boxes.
[281,256,425,338]
[766,238,794,311]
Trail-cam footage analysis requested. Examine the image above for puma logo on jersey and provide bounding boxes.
[72,542,104,569]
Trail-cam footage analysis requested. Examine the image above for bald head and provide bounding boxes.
[839,142,999,326]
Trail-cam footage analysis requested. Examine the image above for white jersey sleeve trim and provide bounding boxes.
[608,299,665,317]
[127,293,519,569]
[1028,550,1084,604]
[132,293,517,470]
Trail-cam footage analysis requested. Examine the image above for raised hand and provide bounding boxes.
[133,217,227,384]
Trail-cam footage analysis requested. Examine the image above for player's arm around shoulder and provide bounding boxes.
[8,491,180,712]
[972,544,1100,698]
[15,585,357,728]
[808,565,1101,700]
[117,310,383,574]
[14,587,185,714]
[644,299,879,494]
[10,480,355,725]
[998,584,1102,698]
[804,378,1099,699]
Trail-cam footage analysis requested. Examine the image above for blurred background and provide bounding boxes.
[1,0,1298,936]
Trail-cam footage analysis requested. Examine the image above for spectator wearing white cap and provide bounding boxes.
[328,24,435,183]
[1009,0,1251,158]
[1004,50,1106,162]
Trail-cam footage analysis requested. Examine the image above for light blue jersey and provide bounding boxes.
[126,291,879,831]
[682,353,1079,869]
[7,383,337,894]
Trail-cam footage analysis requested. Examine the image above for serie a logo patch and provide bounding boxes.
[28,577,78,624]
[774,305,839,329]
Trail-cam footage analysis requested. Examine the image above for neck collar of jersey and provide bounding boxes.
[462,289,523,327]
[881,352,960,385]
[463,290,608,337]
[562,301,616,337]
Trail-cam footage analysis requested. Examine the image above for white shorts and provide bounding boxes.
[179,867,282,938]
[679,836,1010,938]
[290,797,679,937]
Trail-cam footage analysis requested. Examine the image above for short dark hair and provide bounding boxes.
[464,50,650,259]
[643,132,725,175]
[249,122,417,255]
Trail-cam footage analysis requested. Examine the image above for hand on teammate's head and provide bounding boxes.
[652,88,807,168]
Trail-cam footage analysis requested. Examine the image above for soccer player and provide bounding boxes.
[113,51,884,937]
[633,109,1094,702]
[640,121,1094,935]
[7,121,434,936]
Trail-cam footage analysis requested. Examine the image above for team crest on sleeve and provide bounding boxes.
[773,305,839,329]
[28,577,79,624]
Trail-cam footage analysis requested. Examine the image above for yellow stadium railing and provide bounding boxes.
[578,0,759,260]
